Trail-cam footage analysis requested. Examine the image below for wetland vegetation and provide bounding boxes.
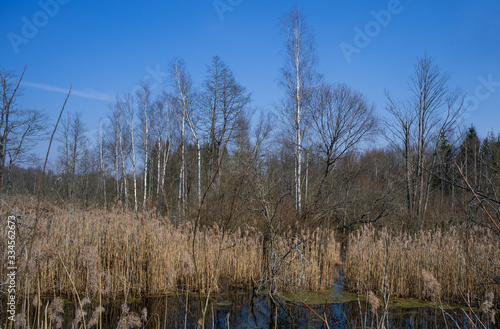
[1,6,500,329]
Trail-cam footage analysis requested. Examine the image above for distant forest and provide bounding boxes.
[1,9,499,233]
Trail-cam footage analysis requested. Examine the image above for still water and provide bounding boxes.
[23,288,488,329]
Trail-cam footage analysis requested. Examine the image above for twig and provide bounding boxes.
[25,85,71,275]
[440,308,464,329]
[488,257,500,271]
[286,289,330,328]
[455,162,500,233]
[8,85,71,329]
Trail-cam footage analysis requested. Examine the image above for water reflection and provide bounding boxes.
[2,291,493,328]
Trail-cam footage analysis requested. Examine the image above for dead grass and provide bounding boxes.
[0,196,341,297]
[345,225,500,303]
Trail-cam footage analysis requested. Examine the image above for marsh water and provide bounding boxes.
[12,286,485,329]
[105,290,467,328]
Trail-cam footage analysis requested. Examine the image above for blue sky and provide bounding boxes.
[1,0,499,161]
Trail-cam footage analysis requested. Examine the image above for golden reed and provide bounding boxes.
[0,197,340,297]
[344,225,500,303]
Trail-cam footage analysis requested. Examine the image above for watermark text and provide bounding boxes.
[7,0,70,54]
[6,215,17,322]
[340,0,403,63]
[213,0,243,21]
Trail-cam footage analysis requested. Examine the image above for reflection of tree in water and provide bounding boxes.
[22,293,472,328]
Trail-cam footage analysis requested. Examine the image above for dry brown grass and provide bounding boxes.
[345,225,500,303]
[0,196,341,297]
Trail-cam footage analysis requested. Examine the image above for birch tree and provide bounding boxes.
[161,93,175,214]
[120,93,138,212]
[385,55,465,221]
[98,119,107,206]
[107,103,121,201]
[105,97,133,206]
[117,102,129,206]
[278,7,318,215]
[186,93,202,208]
[137,83,151,210]
[170,58,191,216]
[150,97,173,209]
[57,112,87,199]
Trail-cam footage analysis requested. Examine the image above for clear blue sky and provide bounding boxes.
[1,0,499,160]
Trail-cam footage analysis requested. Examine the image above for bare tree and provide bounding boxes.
[137,83,151,210]
[278,7,319,215]
[0,107,48,192]
[107,102,122,201]
[307,83,377,195]
[187,93,202,208]
[150,96,173,210]
[98,119,107,206]
[117,101,130,207]
[199,56,250,189]
[120,93,138,212]
[57,111,88,199]
[6,109,48,165]
[0,67,26,192]
[385,55,465,221]
[170,58,192,217]
[161,93,176,214]
[106,97,130,206]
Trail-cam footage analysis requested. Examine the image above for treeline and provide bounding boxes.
[1,9,499,233]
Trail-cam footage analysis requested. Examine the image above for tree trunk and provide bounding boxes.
[162,140,170,216]
[179,108,186,218]
[143,99,149,210]
[405,121,412,214]
[157,138,161,209]
[130,107,138,213]
[197,138,201,208]
[295,55,302,215]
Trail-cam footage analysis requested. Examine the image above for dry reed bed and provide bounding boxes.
[345,225,500,303]
[0,197,341,297]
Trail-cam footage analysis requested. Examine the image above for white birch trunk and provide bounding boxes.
[179,109,186,217]
[157,138,161,206]
[99,123,107,207]
[162,140,170,214]
[129,107,138,213]
[197,138,201,208]
[143,97,149,210]
[295,42,302,215]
